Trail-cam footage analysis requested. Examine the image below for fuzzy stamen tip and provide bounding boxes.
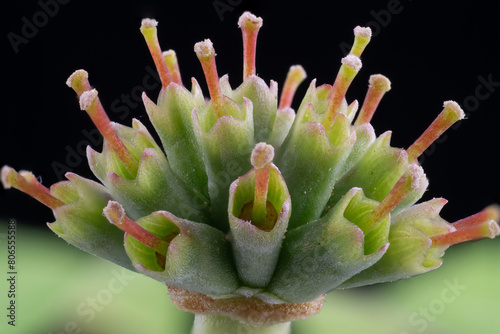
[79,89,98,110]
[194,39,215,59]
[251,143,275,169]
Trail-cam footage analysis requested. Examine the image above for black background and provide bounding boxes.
[2,0,500,226]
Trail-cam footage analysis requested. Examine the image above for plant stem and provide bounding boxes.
[191,314,291,334]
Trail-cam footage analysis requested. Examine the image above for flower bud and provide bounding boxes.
[104,201,240,297]
[228,143,291,288]
[267,188,389,303]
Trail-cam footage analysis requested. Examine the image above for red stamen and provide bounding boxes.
[238,12,263,80]
[431,220,500,247]
[355,74,391,125]
[452,205,500,229]
[103,201,170,255]
[278,65,307,109]
[366,164,425,227]
[250,143,275,227]
[322,55,362,131]
[163,50,183,86]
[1,166,64,210]
[407,101,465,162]
[194,39,224,118]
[349,26,372,57]
[79,89,138,175]
[140,18,172,88]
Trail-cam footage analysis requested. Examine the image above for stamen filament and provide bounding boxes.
[163,50,183,86]
[452,205,500,230]
[140,18,172,88]
[365,164,425,228]
[194,39,224,118]
[407,101,465,162]
[1,166,65,210]
[349,26,372,57]
[79,89,138,174]
[322,55,362,131]
[238,12,263,80]
[278,65,307,109]
[103,201,170,255]
[431,220,500,247]
[355,74,391,125]
[250,143,275,228]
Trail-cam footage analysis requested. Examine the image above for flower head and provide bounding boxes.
[2,11,499,327]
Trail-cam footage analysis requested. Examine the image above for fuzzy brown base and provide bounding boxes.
[168,286,325,327]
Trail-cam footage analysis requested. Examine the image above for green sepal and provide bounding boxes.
[88,119,209,222]
[228,164,291,287]
[267,107,295,151]
[322,123,377,216]
[392,173,429,215]
[87,119,157,181]
[337,123,377,178]
[276,102,356,229]
[124,212,180,271]
[48,173,132,269]
[192,98,255,231]
[128,211,241,297]
[221,75,278,144]
[295,80,349,121]
[267,188,389,303]
[328,131,410,206]
[143,82,209,199]
[339,198,453,288]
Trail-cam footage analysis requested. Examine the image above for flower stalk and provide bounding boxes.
[191,315,291,334]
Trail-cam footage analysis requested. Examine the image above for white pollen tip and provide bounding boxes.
[251,143,275,169]
[443,100,465,120]
[1,166,14,189]
[162,49,176,58]
[141,18,158,28]
[369,74,391,91]
[194,39,215,58]
[485,204,500,222]
[79,89,98,110]
[341,54,362,72]
[238,11,263,29]
[487,220,500,238]
[19,171,36,183]
[289,65,307,80]
[66,69,88,88]
[103,201,125,225]
[408,164,426,191]
[354,26,372,38]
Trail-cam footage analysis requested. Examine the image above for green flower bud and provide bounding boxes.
[267,187,389,303]
[103,201,239,297]
[1,167,131,269]
[228,143,291,288]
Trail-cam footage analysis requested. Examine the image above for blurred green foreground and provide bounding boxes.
[1,223,499,334]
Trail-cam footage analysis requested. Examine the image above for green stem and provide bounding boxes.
[191,314,291,334]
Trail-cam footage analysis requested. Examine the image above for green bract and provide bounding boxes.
[2,11,499,331]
